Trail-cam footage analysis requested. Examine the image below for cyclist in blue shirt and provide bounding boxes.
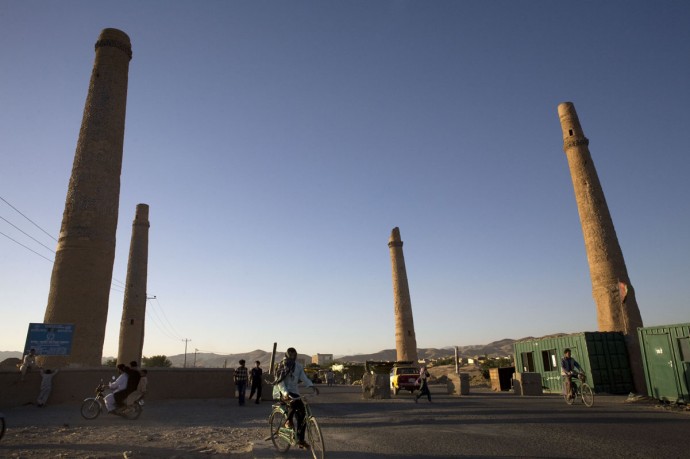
[273,347,319,449]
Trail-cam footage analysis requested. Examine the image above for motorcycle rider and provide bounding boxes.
[123,361,142,401]
[104,364,128,413]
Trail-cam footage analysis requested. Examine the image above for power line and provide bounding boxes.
[112,278,126,288]
[0,197,131,296]
[0,230,54,263]
[146,297,183,341]
[148,298,178,337]
[153,297,184,339]
[145,304,179,340]
[0,228,129,296]
[0,215,56,254]
[0,195,57,242]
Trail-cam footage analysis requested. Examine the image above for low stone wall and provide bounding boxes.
[512,372,543,396]
[446,373,470,395]
[361,373,391,399]
[0,368,261,407]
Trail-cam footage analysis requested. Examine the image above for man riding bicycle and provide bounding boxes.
[273,347,319,449]
[561,348,582,399]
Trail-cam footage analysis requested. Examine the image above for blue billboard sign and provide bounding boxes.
[24,323,74,356]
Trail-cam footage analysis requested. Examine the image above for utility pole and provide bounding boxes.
[194,348,198,368]
[270,342,277,376]
[182,338,191,368]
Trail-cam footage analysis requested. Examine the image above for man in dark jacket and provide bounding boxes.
[561,349,582,399]
[248,360,263,404]
[121,361,142,405]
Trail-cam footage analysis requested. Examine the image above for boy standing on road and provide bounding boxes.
[234,359,249,406]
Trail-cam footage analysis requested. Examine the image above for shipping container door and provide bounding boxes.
[520,352,535,373]
[644,333,681,401]
[540,348,560,393]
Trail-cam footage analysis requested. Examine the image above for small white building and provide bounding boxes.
[312,353,333,365]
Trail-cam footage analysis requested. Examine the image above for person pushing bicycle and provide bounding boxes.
[272,347,319,449]
[561,348,582,400]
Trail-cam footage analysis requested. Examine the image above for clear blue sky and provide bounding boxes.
[1,1,688,359]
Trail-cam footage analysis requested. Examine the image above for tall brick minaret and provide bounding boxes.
[558,102,646,393]
[117,204,150,366]
[41,29,132,367]
[388,227,418,363]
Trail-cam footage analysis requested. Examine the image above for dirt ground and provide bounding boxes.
[0,397,267,458]
[427,364,489,387]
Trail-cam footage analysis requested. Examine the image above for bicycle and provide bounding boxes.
[564,372,594,407]
[268,391,325,459]
[80,380,143,420]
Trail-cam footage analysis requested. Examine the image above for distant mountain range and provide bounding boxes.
[1,338,525,368]
[141,338,521,368]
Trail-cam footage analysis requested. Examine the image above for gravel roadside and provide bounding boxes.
[0,398,269,458]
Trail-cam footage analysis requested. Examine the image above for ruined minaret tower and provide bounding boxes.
[41,29,132,367]
[558,102,646,392]
[388,227,418,363]
[117,204,150,366]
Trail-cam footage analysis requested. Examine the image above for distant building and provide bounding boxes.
[312,354,333,365]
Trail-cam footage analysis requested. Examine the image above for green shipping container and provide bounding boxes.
[513,332,633,394]
[638,323,690,403]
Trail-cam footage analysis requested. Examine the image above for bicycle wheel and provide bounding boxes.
[306,417,325,459]
[563,386,575,405]
[581,384,594,407]
[269,408,291,453]
[80,398,101,419]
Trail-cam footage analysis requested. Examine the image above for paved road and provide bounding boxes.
[2,385,688,458]
[254,386,690,458]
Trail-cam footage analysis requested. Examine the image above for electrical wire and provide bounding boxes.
[145,307,179,341]
[112,277,126,288]
[1,197,129,295]
[0,195,57,242]
[153,297,184,339]
[0,230,54,263]
[146,298,183,341]
[0,215,56,254]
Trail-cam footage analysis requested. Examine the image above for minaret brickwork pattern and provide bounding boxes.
[117,204,150,366]
[558,101,646,392]
[41,29,132,367]
[388,227,418,363]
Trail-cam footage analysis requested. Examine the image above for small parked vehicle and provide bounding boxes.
[390,366,419,395]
